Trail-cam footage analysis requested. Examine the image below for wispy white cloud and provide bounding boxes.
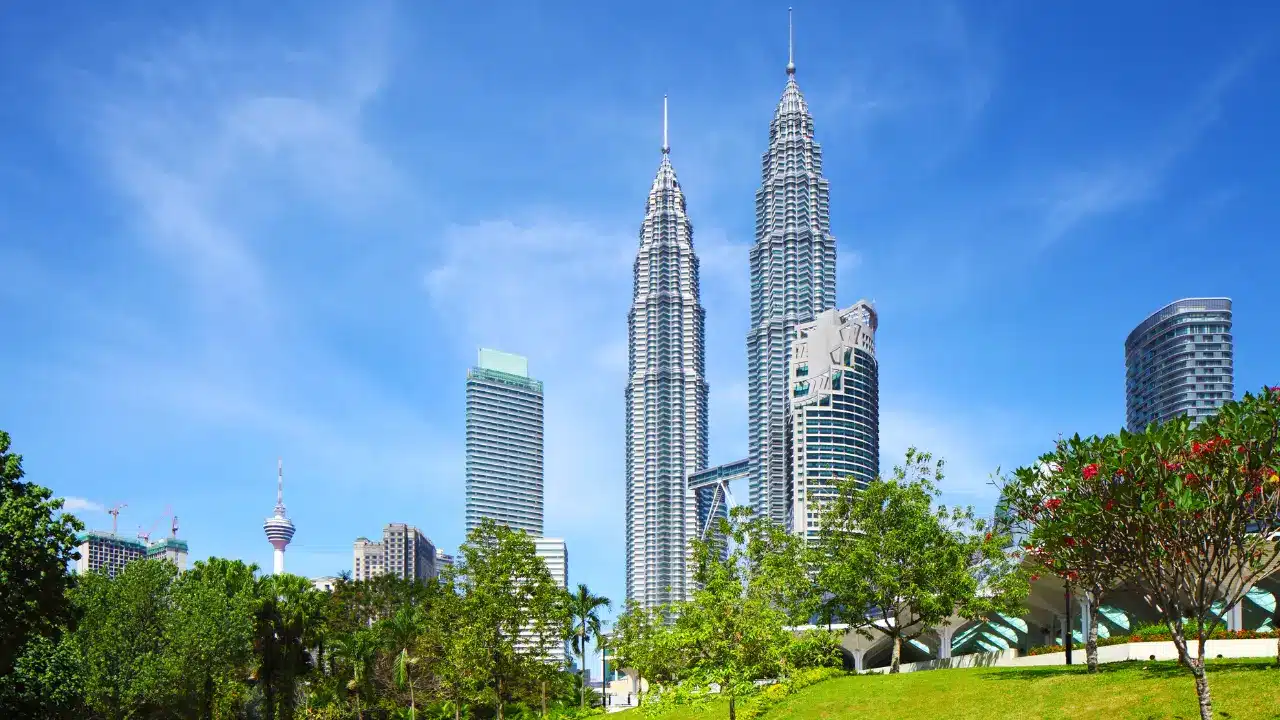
[1036,45,1265,247]
[61,496,105,515]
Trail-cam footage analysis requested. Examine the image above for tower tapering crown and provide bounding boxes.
[786,7,796,76]
[662,95,670,155]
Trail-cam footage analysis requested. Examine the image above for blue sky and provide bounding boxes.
[2,0,1279,634]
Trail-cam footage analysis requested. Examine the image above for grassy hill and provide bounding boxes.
[619,659,1280,720]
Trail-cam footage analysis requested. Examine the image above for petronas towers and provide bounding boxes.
[626,12,859,607]
[625,98,709,608]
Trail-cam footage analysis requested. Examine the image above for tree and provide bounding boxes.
[670,507,804,720]
[454,519,571,720]
[1016,388,1280,720]
[608,600,674,705]
[333,628,378,720]
[253,573,321,720]
[379,604,426,719]
[73,558,181,718]
[1001,456,1128,672]
[815,449,1024,673]
[169,558,259,718]
[0,431,83,677]
[564,583,611,708]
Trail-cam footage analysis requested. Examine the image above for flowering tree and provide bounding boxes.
[1011,387,1280,720]
[1000,452,1129,672]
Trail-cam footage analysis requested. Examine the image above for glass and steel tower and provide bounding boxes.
[625,97,709,608]
[788,302,879,541]
[466,348,544,536]
[747,11,838,526]
[1125,298,1234,432]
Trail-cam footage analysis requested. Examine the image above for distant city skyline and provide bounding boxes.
[10,2,1279,659]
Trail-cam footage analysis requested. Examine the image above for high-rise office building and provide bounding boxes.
[625,97,709,608]
[747,11,838,526]
[787,302,879,540]
[1125,298,1234,432]
[466,349,545,536]
[528,537,570,663]
[351,523,438,582]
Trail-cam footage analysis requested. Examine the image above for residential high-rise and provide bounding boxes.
[747,11,838,526]
[625,97,709,608]
[435,548,455,571]
[263,459,295,575]
[1125,298,1234,432]
[466,349,544,536]
[351,523,438,582]
[787,302,879,541]
[74,528,189,577]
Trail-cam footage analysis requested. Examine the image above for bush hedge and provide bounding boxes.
[1027,628,1278,656]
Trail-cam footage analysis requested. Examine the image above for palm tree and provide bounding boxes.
[333,629,378,720]
[565,584,611,708]
[381,606,425,718]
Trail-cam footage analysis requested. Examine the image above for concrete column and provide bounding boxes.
[850,649,866,672]
[1079,598,1091,640]
[937,627,956,660]
[1227,589,1248,631]
[1055,615,1065,647]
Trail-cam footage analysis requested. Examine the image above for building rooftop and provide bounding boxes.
[477,348,529,377]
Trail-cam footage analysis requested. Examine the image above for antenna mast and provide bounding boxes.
[662,95,669,154]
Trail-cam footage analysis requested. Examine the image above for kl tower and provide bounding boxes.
[263,459,295,575]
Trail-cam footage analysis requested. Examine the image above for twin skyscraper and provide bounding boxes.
[625,11,881,609]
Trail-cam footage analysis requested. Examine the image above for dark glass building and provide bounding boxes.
[1125,298,1234,432]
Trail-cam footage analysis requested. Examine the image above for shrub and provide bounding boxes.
[782,630,843,671]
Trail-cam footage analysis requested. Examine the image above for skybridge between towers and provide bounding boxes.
[688,458,748,541]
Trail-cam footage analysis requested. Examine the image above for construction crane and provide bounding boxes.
[171,516,180,538]
[138,505,174,545]
[107,503,127,535]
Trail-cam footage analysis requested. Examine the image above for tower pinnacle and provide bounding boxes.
[662,95,670,154]
[787,7,796,75]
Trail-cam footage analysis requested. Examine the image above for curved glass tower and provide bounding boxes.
[787,302,879,541]
[1125,298,1234,432]
[747,25,838,526]
[625,98,709,607]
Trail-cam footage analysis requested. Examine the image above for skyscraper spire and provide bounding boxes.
[787,6,796,75]
[662,95,670,154]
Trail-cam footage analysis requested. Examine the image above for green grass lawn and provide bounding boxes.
[620,660,1280,720]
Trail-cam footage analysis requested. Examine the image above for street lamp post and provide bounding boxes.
[1065,585,1074,666]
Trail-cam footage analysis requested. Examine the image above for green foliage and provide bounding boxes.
[782,630,843,672]
[0,431,83,677]
[816,448,1026,673]
[564,583,611,708]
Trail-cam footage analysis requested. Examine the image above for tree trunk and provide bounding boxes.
[728,693,736,720]
[1171,625,1213,720]
[580,619,588,709]
[890,633,902,674]
[541,680,548,718]
[1086,602,1100,674]
[496,678,504,720]
[265,682,276,720]
[637,674,644,706]
[202,672,214,720]
[355,694,363,720]
[409,679,416,720]
[454,694,461,720]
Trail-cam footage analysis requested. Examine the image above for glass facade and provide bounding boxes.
[1124,298,1234,432]
[747,64,838,526]
[788,303,879,540]
[466,350,545,535]
[625,136,709,609]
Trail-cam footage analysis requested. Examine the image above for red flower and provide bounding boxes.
[1269,385,1280,394]
[1164,461,1182,471]
[1082,464,1099,480]
[1045,497,1063,511]
[1237,445,1247,454]
[1064,536,1076,547]
[984,532,993,542]
[1104,500,1115,511]
[1185,472,1196,481]
[1030,574,1040,581]
[1192,441,1203,454]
